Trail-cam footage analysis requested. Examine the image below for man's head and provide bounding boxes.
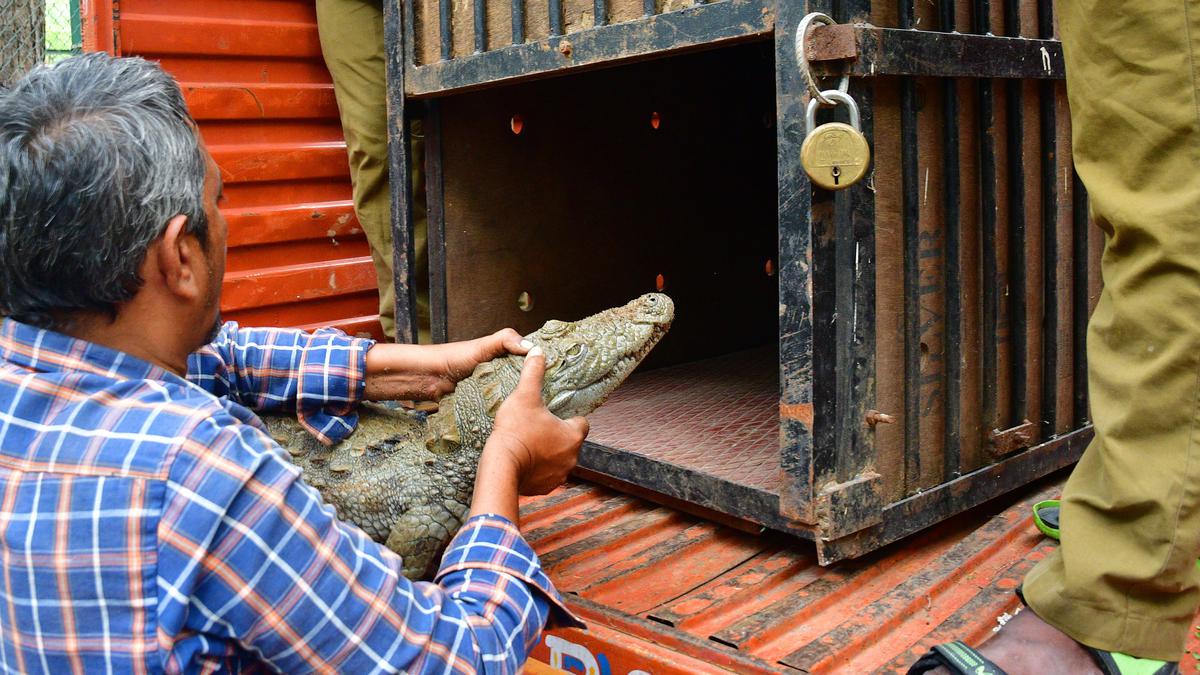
[0,53,225,355]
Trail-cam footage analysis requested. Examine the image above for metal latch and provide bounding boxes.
[987,420,1037,458]
[815,471,883,540]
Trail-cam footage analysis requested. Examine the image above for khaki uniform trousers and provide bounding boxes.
[1022,0,1200,660]
[315,0,428,342]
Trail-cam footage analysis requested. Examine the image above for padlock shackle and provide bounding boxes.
[805,89,862,134]
[795,13,850,106]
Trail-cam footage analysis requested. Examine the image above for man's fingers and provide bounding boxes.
[497,328,529,356]
[475,328,526,362]
[515,346,547,400]
[565,416,590,439]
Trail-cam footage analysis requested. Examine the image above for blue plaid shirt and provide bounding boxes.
[0,318,579,674]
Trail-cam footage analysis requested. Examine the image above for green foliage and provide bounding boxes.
[1193,626,1200,671]
[44,0,78,62]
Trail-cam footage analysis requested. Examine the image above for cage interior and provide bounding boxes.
[436,43,787,511]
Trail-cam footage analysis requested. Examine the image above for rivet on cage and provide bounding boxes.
[765,259,776,277]
[510,114,524,135]
[650,111,661,129]
[655,274,666,291]
[517,291,534,312]
[866,410,896,427]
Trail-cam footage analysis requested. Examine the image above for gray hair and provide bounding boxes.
[0,53,209,330]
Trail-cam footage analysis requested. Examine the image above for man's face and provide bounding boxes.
[199,152,227,343]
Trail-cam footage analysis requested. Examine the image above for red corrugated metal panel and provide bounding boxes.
[87,0,384,339]
[522,477,1200,674]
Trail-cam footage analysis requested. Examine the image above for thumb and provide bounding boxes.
[565,416,590,439]
[497,328,529,356]
[515,346,547,401]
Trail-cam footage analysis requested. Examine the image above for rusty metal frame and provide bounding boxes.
[405,0,776,97]
[775,0,820,525]
[385,0,421,344]
[387,0,1091,563]
[805,24,1064,79]
[423,101,450,344]
[817,425,1090,563]
[80,0,117,54]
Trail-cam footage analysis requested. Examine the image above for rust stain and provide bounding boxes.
[240,86,265,117]
[780,402,814,426]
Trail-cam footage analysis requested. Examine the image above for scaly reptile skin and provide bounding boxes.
[263,294,674,579]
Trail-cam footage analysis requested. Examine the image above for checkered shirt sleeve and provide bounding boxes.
[186,323,374,444]
[158,410,582,673]
[0,318,581,673]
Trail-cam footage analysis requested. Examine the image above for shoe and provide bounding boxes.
[907,639,1179,675]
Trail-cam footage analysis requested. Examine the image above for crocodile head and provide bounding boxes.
[428,293,674,451]
[527,292,674,418]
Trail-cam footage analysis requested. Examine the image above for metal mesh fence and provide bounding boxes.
[2,0,81,86]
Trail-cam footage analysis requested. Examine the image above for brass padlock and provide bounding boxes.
[801,90,871,190]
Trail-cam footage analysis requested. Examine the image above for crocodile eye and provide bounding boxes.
[564,343,586,362]
[541,320,569,336]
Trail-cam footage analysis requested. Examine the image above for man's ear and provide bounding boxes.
[153,214,203,301]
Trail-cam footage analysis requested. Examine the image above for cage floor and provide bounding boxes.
[587,346,782,493]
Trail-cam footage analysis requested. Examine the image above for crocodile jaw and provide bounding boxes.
[528,293,673,419]
[424,293,674,450]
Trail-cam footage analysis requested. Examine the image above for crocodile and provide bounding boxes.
[263,293,674,579]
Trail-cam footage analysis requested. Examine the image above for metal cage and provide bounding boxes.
[385,0,1096,563]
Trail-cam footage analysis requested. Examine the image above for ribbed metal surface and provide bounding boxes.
[110,0,384,338]
[523,475,1200,673]
[587,347,781,493]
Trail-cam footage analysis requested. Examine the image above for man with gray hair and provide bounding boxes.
[0,52,586,672]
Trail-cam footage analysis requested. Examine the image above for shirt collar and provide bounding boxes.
[0,317,183,385]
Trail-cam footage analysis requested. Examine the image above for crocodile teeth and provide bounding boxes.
[548,390,575,411]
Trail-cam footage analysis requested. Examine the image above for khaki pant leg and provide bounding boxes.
[1022,0,1200,660]
[316,0,430,342]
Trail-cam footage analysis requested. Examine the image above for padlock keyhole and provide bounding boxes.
[832,165,841,185]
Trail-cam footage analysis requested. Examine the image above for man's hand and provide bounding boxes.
[436,328,528,386]
[469,347,589,522]
[363,328,528,402]
[488,346,588,494]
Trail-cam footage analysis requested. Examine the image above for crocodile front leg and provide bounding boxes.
[386,499,470,580]
[383,446,478,579]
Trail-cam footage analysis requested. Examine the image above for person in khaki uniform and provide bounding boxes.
[911,1,1198,674]
[316,0,428,342]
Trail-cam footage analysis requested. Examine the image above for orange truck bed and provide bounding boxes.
[76,4,1200,672]
[520,475,1200,674]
